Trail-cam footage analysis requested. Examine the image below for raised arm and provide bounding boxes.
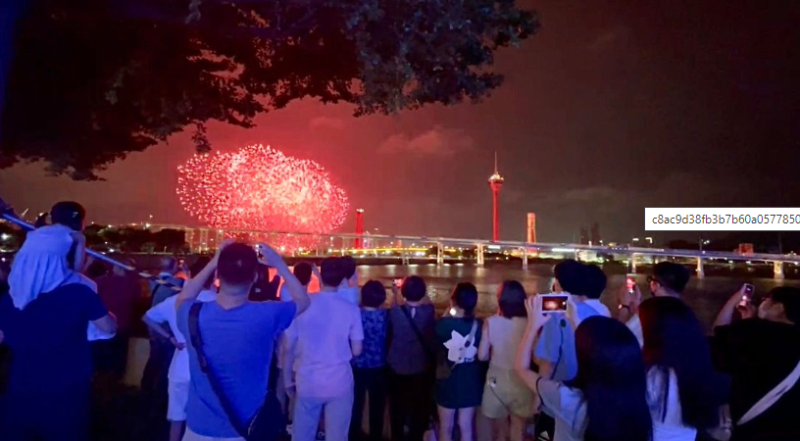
[515,296,551,393]
[389,281,402,307]
[259,243,310,316]
[617,282,641,324]
[175,239,231,310]
[714,285,747,328]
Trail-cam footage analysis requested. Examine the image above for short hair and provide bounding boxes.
[50,201,86,231]
[401,276,427,302]
[452,282,478,317]
[554,259,583,294]
[768,287,800,324]
[581,265,607,300]
[320,257,345,287]
[361,280,387,308]
[653,262,690,294]
[293,262,313,286]
[217,243,258,287]
[341,256,357,280]
[190,256,214,289]
[160,256,178,273]
[498,280,527,318]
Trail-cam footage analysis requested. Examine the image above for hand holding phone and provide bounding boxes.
[539,294,569,314]
[740,283,755,306]
[626,277,636,294]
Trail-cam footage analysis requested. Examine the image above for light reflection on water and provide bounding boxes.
[356,263,800,332]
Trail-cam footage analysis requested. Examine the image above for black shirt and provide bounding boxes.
[249,275,281,302]
[713,319,800,440]
[0,284,108,392]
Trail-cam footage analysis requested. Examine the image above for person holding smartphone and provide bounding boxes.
[711,286,800,441]
[618,262,690,347]
[515,296,652,441]
[532,261,609,440]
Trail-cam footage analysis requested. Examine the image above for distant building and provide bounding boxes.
[739,243,754,255]
[527,213,537,243]
[590,222,601,245]
[579,227,589,245]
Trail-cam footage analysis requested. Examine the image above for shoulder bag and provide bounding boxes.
[399,306,449,378]
[189,302,285,441]
[707,355,800,441]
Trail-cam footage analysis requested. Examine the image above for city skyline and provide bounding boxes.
[1,1,799,244]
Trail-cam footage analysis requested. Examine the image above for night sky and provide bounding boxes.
[1,0,799,244]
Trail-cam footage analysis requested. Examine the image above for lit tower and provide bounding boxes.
[488,152,504,242]
[355,209,365,249]
[527,212,537,243]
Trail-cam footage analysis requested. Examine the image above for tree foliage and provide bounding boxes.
[0,0,538,179]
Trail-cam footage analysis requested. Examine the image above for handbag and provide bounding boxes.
[707,355,800,441]
[189,303,285,441]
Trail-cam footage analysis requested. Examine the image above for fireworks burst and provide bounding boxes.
[177,145,349,240]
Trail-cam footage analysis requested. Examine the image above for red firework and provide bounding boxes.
[177,145,349,239]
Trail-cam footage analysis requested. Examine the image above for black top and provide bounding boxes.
[713,319,800,440]
[249,275,281,302]
[0,283,108,392]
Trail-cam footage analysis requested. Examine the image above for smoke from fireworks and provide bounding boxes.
[177,145,349,239]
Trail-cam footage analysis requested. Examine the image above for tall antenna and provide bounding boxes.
[494,151,499,175]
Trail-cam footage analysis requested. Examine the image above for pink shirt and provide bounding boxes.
[286,291,364,398]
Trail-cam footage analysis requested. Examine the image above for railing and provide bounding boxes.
[160,225,800,264]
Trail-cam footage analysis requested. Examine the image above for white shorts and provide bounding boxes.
[168,380,190,422]
[182,427,244,441]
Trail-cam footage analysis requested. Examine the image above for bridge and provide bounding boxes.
[149,223,799,280]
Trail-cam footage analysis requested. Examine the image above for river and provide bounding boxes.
[353,262,800,331]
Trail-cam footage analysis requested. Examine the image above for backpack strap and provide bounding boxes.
[399,306,436,364]
[189,303,250,438]
[738,356,800,425]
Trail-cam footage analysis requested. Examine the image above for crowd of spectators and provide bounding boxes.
[1,201,800,441]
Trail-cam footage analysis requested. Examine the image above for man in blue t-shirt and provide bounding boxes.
[0,282,117,439]
[533,260,607,440]
[176,241,310,440]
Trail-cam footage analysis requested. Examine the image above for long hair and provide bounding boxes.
[452,282,478,318]
[639,297,728,430]
[568,316,652,441]
[497,280,527,318]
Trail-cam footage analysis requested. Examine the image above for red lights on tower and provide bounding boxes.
[488,152,504,242]
[355,209,365,249]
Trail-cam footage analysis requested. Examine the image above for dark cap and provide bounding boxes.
[50,201,86,231]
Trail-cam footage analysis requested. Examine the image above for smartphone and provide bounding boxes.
[626,276,636,294]
[393,278,403,287]
[740,283,755,306]
[449,307,458,316]
[539,294,569,314]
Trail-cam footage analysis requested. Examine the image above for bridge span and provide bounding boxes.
[149,224,798,280]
